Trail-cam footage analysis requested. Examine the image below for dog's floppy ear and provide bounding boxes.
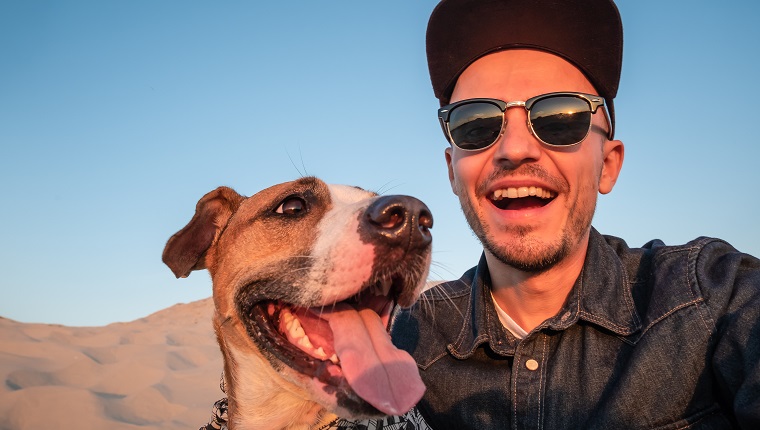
[162,186,245,278]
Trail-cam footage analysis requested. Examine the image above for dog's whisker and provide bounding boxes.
[372,179,403,196]
[284,146,310,178]
[429,257,460,277]
[425,259,463,317]
[219,315,234,327]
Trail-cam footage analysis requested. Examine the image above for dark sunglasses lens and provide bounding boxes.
[448,102,504,150]
[530,96,591,146]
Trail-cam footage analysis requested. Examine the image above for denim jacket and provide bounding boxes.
[390,229,760,429]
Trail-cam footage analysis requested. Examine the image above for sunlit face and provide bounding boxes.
[445,49,623,273]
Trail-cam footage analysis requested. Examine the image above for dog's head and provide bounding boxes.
[163,177,432,419]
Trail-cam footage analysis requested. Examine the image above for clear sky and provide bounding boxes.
[2,1,759,327]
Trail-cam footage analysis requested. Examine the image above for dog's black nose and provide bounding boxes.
[363,195,433,249]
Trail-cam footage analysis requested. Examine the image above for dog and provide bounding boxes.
[162,177,433,429]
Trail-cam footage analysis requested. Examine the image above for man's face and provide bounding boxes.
[445,49,624,273]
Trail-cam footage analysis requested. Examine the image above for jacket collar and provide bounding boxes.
[449,228,642,357]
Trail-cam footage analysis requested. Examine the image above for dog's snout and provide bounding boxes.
[364,195,433,248]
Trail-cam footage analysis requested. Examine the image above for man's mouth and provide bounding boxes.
[489,186,555,210]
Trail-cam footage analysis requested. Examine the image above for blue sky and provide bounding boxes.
[2,1,759,327]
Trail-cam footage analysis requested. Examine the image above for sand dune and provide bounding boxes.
[0,298,224,430]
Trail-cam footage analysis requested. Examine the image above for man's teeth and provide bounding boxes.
[492,186,554,201]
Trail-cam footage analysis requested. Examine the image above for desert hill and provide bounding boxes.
[0,298,223,430]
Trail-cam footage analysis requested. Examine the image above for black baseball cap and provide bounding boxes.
[426,0,623,137]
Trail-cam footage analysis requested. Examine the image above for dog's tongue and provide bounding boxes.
[326,303,425,416]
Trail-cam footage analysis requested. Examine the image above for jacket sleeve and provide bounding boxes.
[696,239,760,428]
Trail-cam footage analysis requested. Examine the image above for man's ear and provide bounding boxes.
[162,187,245,278]
[599,139,624,194]
[445,146,457,195]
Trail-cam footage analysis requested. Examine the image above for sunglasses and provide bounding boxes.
[437,92,613,150]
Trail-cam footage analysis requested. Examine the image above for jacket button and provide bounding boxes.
[525,359,539,371]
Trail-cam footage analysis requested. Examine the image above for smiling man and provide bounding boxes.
[443,48,624,334]
[382,0,760,429]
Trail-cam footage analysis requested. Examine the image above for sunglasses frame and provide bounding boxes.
[437,91,614,151]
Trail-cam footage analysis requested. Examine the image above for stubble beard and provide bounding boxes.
[455,179,597,274]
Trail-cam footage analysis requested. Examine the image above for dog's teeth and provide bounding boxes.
[284,315,296,331]
[277,308,336,363]
[369,278,393,296]
[282,312,294,326]
[381,278,392,296]
[298,335,314,349]
[284,314,305,338]
[293,324,305,338]
[314,347,327,359]
[281,310,297,332]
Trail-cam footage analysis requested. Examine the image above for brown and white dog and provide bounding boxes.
[162,177,433,429]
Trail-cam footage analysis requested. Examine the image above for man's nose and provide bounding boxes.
[491,109,543,166]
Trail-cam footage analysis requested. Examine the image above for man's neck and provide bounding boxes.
[485,237,589,333]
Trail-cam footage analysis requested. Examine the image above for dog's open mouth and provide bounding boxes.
[241,276,424,416]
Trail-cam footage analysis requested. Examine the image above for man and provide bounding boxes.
[382,0,760,429]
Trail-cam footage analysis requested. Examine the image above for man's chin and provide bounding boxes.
[481,232,570,273]
[459,192,578,272]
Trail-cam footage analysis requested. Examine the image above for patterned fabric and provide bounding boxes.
[198,386,431,430]
[199,372,432,429]
[199,375,228,430]
[199,400,431,430]
[199,397,228,430]
[320,408,432,430]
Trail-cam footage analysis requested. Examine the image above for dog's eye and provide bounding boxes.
[275,196,307,215]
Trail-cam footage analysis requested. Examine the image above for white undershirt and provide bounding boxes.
[491,291,528,339]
